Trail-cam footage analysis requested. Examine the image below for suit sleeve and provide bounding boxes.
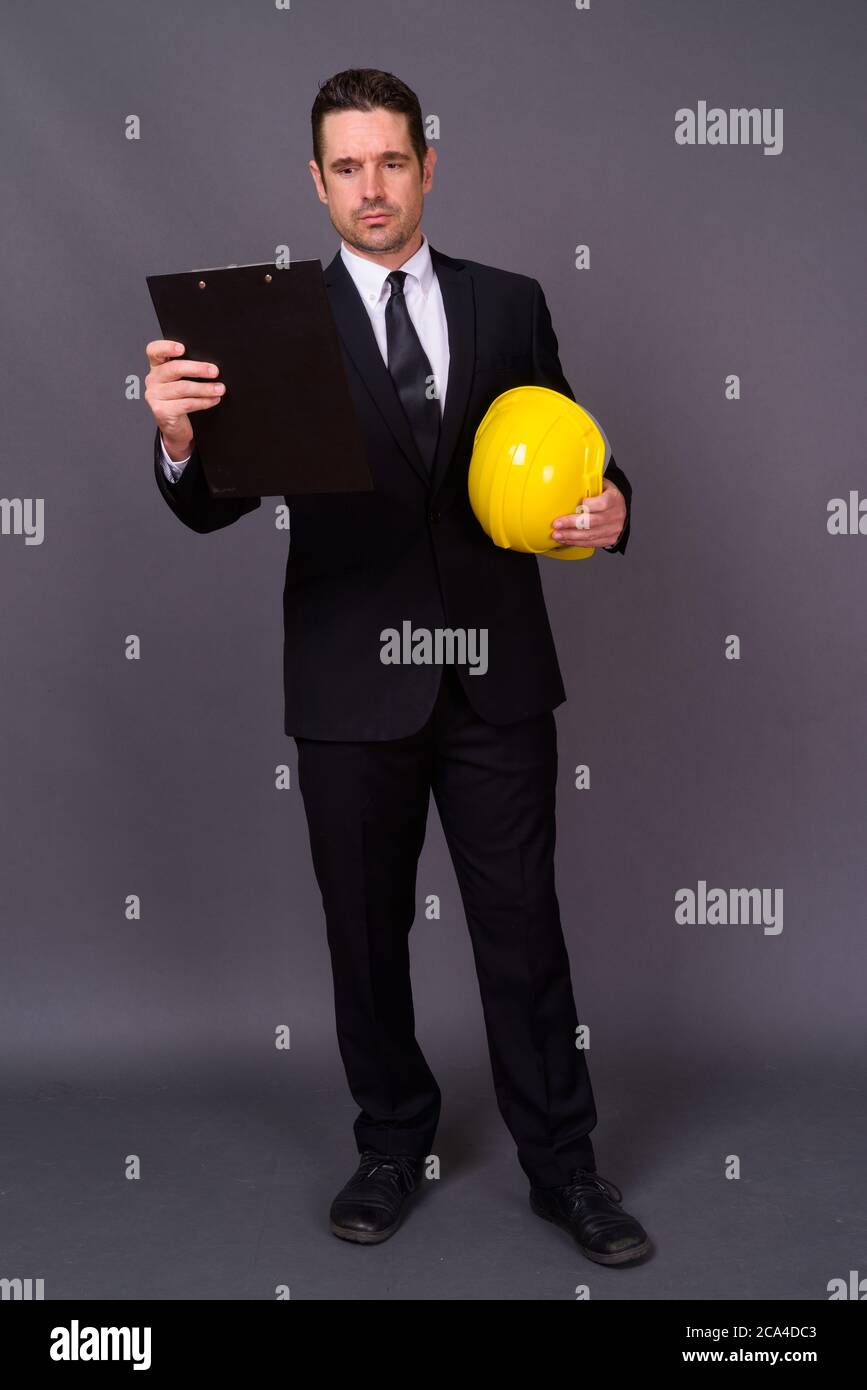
[530,279,631,556]
[152,425,261,534]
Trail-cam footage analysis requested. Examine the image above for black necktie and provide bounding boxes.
[384,270,441,477]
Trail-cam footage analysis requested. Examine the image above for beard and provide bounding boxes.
[337,206,418,257]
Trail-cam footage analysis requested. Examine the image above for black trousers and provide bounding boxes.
[294,664,598,1187]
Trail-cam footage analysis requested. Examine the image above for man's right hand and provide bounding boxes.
[144,340,226,461]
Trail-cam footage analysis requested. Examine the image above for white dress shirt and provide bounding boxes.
[158,233,449,481]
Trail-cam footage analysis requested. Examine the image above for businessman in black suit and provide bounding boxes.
[146,68,651,1266]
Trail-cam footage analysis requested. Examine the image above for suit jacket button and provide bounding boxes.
[429,508,440,524]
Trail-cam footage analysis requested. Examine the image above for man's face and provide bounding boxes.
[309,107,436,259]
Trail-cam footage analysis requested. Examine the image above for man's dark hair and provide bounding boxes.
[311,68,427,179]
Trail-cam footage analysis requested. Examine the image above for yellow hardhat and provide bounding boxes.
[468,386,610,560]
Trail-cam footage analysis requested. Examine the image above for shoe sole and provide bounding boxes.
[530,1197,652,1265]
[329,1215,403,1244]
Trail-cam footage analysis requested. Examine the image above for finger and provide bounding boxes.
[575,492,611,512]
[158,380,226,401]
[166,395,224,414]
[551,535,611,551]
[146,339,186,367]
[551,507,593,530]
[552,526,618,546]
[160,359,221,380]
[551,513,617,542]
[551,527,594,544]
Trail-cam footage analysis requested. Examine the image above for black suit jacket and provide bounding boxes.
[153,243,632,739]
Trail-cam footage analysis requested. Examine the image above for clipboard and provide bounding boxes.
[146,259,374,498]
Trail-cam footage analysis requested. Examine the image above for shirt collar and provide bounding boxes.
[339,233,434,307]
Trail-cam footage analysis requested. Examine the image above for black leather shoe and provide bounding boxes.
[329,1149,424,1244]
[529,1168,652,1265]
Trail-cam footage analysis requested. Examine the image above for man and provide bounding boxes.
[145,68,651,1266]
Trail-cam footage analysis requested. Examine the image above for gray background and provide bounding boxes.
[1,0,865,1300]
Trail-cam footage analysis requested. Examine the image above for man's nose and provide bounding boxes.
[359,171,386,204]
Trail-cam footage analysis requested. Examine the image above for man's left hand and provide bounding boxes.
[550,478,626,550]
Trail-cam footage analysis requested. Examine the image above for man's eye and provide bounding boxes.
[337,163,402,174]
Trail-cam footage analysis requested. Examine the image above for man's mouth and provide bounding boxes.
[361,212,392,222]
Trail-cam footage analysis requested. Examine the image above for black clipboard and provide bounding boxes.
[146,259,373,498]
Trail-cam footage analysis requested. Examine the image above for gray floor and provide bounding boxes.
[2,1045,864,1301]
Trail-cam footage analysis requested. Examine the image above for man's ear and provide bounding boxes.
[309,159,328,205]
[422,146,437,191]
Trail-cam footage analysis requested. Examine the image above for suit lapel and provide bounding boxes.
[323,243,476,498]
[427,246,475,498]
